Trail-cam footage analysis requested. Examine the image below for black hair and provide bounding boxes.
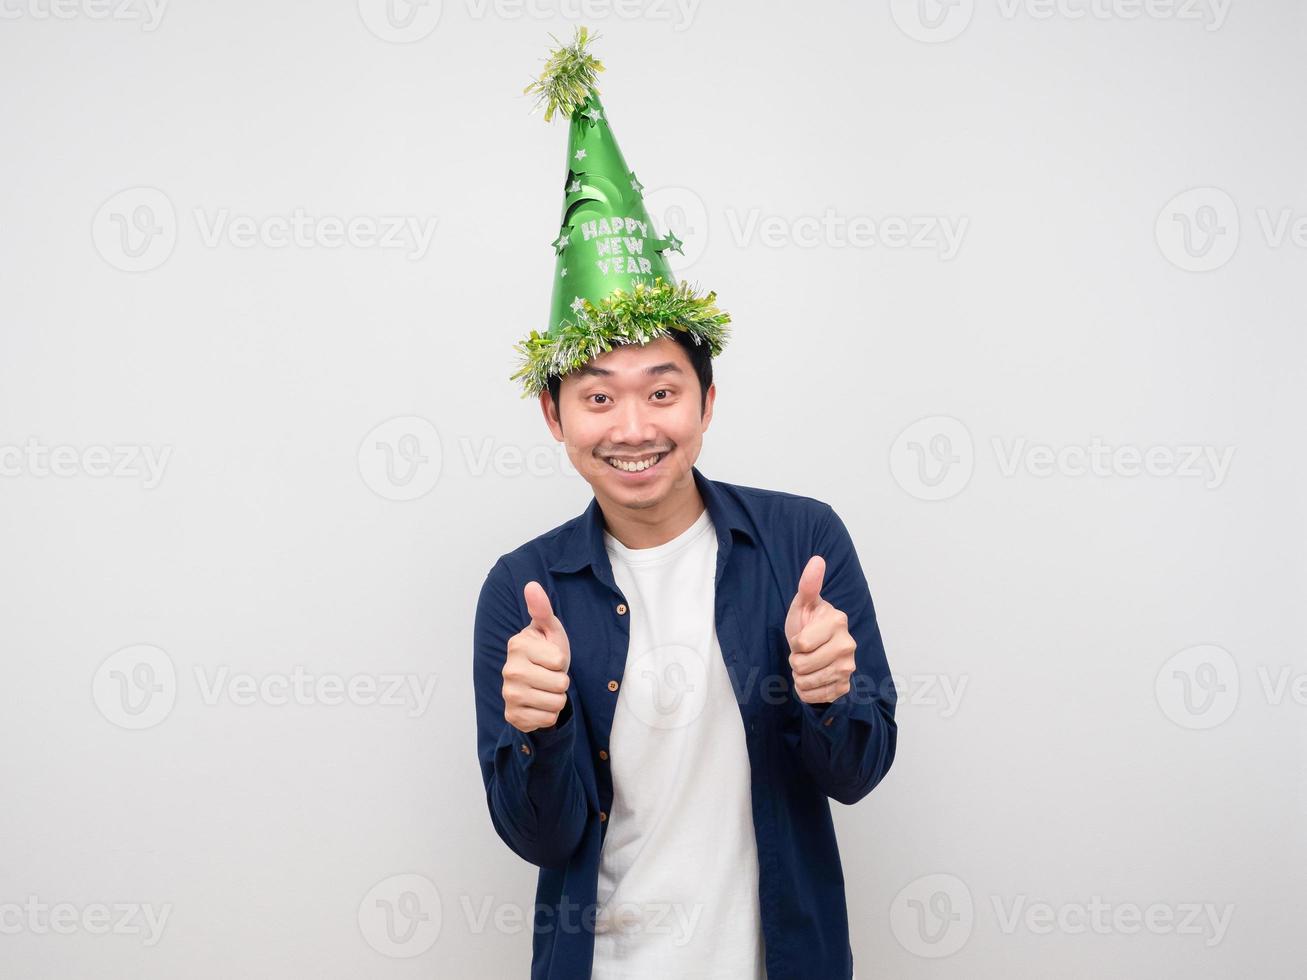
[547,330,713,426]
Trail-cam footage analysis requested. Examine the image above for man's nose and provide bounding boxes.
[609,396,655,444]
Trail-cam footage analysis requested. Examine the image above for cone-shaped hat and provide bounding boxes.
[511,27,731,397]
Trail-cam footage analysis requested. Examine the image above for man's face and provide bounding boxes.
[540,336,715,511]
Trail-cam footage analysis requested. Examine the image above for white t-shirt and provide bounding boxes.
[592,506,767,980]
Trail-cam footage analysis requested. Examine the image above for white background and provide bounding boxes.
[1,1,1304,977]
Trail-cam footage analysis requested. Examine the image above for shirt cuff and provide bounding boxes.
[799,694,853,744]
[512,691,577,771]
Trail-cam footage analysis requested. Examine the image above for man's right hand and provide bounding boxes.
[502,581,573,733]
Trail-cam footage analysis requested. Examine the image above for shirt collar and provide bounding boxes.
[547,464,754,576]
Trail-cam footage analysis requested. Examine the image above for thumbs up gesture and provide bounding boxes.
[785,556,857,705]
[502,581,573,733]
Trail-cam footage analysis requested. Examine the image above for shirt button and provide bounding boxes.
[598,749,608,761]
[520,743,531,754]
[599,811,607,822]
[615,603,627,615]
[607,680,619,692]
[823,716,834,727]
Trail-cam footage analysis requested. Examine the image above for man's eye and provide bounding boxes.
[590,393,609,405]
[652,389,670,400]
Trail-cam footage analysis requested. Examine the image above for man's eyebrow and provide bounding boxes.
[644,363,684,377]
[576,362,684,379]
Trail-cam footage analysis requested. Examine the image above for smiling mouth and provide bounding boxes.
[603,451,666,473]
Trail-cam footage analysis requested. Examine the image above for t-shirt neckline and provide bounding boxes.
[603,506,713,566]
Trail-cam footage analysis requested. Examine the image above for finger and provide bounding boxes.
[788,612,837,658]
[508,707,563,732]
[523,638,568,673]
[798,680,844,705]
[791,555,826,614]
[793,659,846,692]
[513,686,568,714]
[523,580,555,632]
[789,647,834,678]
[520,659,570,692]
[792,659,833,689]
[790,629,851,675]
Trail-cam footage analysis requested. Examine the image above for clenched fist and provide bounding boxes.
[785,555,857,705]
[502,581,572,733]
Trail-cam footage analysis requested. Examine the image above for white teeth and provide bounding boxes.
[606,453,663,473]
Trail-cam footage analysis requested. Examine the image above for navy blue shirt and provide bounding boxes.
[473,466,897,979]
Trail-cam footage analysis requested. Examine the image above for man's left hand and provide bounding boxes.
[785,555,857,705]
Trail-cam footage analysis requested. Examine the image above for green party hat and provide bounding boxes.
[511,26,731,398]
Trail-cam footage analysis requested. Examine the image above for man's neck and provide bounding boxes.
[597,480,707,551]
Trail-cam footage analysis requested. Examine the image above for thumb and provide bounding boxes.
[523,581,555,632]
[793,555,826,613]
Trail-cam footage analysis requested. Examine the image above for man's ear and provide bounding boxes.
[540,388,564,440]
[700,381,716,433]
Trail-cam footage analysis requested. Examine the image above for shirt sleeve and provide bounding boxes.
[794,503,898,805]
[472,558,588,867]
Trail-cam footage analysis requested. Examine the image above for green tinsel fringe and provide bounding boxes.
[511,278,731,397]
[522,25,605,122]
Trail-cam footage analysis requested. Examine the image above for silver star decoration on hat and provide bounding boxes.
[551,230,570,254]
[629,173,644,195]
[583,105,604,124]
[574,148,587,162]
[567,177,582,194]
[560,267,569,277]
[571,296,587,314]
[663,231,684,255]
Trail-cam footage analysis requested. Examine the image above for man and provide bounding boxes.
[473,29,896,980]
